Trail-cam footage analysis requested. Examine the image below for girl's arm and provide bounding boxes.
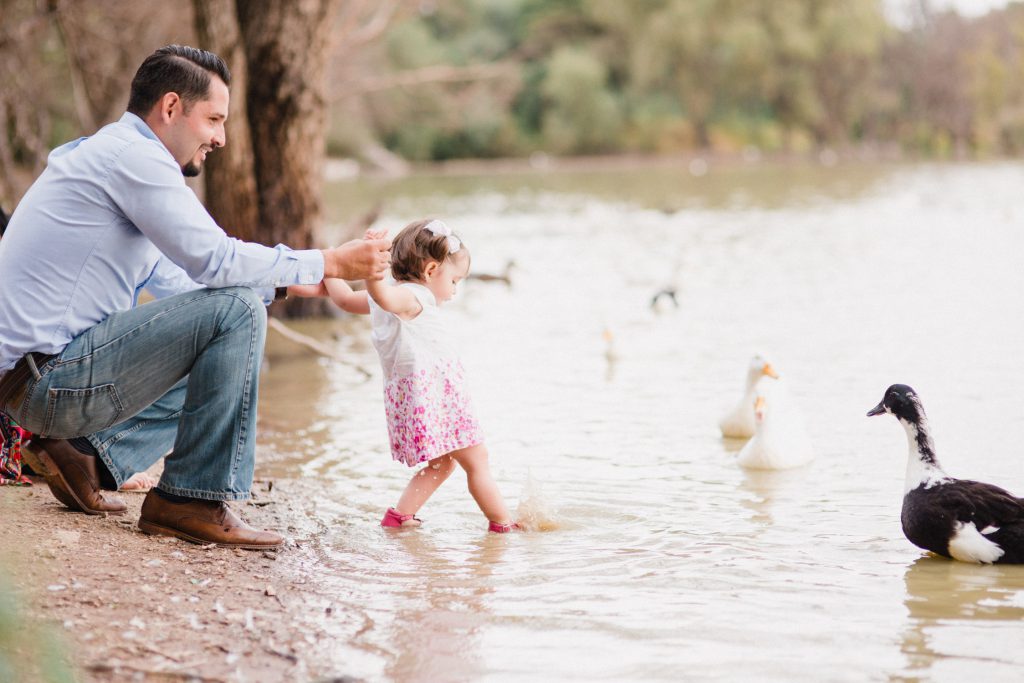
[358,228,422,319]
[287,282,327,298]
[365,278,422,320]
[324,278,370,315]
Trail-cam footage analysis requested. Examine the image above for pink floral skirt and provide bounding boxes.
[383,360,483,466]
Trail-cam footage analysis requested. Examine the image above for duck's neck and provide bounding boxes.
[899,415,947,493]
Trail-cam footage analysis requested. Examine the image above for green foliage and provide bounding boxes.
[0,575,76,683]
[540,47,623,154]
[364,0,902,159]
[387,20,449,68]
[11,0,1024,170]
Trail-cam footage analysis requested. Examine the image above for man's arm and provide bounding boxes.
[109,140,325,290]
[142,256,204,299]
[109,136,393,298]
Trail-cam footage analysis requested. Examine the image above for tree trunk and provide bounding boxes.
[192,0,261,242]
[237,0,340,317]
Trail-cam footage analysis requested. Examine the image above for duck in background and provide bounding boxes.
[468,259,516,286]
[649,286,679,314]
[737,380,814,470]
[719,355,779,439]
[868,384,1024,564]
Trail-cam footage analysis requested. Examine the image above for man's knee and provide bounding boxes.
[220,286,266,313]
[201,287,267,332]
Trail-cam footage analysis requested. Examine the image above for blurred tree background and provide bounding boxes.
[6,0,1024,202]
[3,0,1024,301]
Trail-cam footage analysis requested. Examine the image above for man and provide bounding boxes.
[0,45,389,548]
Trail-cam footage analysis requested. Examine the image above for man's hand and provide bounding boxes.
[322,238,391,281]
[364,228,388,241]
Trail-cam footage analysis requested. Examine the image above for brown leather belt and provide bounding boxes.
[0,352,57,413]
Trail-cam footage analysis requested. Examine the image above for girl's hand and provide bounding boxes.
[364,228,388,241]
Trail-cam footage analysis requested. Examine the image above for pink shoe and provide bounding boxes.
[488,520,521,533]
[381,507,422,528]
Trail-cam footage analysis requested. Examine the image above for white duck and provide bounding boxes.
[602,327,619,364]
[719,355,779,438]
[737,380,814,470]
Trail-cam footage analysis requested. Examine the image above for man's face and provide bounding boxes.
[163,76,229,177]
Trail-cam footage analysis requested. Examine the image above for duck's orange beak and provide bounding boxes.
[762,363,779,379]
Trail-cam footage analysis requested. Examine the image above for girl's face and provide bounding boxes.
[423,250,470,304]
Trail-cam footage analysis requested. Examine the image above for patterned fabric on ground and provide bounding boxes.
[1,413,32,486]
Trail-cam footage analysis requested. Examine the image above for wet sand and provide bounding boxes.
[1,471,359,683]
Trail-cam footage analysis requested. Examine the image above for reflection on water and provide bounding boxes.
[899,557,1024,680]
[257,160,1024,682]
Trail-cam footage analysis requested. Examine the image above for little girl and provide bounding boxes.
[326,219,519,533]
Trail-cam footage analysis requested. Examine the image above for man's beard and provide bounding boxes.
[182,161,202,177]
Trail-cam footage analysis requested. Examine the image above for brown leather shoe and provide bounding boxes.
[32,438,127,516]
[138,490,284,549]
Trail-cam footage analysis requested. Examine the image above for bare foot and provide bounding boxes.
[120,472,157,492]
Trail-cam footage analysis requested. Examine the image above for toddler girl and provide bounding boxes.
[326,219,519,533]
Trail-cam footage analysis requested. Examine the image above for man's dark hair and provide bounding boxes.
[127,45,231,116]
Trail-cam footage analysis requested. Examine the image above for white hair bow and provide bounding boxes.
[425,219,461,254]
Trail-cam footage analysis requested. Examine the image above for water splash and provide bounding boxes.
[514,470,562,532]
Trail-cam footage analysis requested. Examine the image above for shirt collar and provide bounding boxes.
[119,112,161,142]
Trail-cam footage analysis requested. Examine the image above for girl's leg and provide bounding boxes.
[450,443,512,525]
[393,455,458,523]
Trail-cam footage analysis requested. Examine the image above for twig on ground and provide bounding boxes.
[87,661,224,682]
[266,317,372,379]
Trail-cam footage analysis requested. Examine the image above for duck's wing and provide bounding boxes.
[942,480,1024,529]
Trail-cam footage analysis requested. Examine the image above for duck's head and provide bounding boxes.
[746,355,779,387]
[867,384,925,424]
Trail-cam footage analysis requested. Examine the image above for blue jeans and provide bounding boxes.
[11,287,266,501]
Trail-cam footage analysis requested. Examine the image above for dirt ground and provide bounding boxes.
[0,464,362,683]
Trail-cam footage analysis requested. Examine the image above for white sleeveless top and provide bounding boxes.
[368,282,483,465]
[368,283,456,381]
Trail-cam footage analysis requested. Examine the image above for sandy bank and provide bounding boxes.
[1,472,362,683]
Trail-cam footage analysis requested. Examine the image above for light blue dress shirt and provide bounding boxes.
[0,112,324,373]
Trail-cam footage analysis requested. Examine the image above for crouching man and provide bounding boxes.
[0,45,389,548]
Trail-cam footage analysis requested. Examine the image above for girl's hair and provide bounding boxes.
[390,219,469,282]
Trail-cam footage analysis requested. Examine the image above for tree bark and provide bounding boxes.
[236,0,340,317]
[192,0,261,242]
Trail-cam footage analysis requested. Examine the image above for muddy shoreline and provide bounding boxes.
[1,469,364,683]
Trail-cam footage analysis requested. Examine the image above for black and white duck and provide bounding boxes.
[868,384,1024,564]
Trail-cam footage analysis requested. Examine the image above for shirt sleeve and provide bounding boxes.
[142,255,278,305]
[104,139,324,290]
[142,255,203,300]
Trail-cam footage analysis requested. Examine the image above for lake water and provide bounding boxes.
[257,159,1024,682]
